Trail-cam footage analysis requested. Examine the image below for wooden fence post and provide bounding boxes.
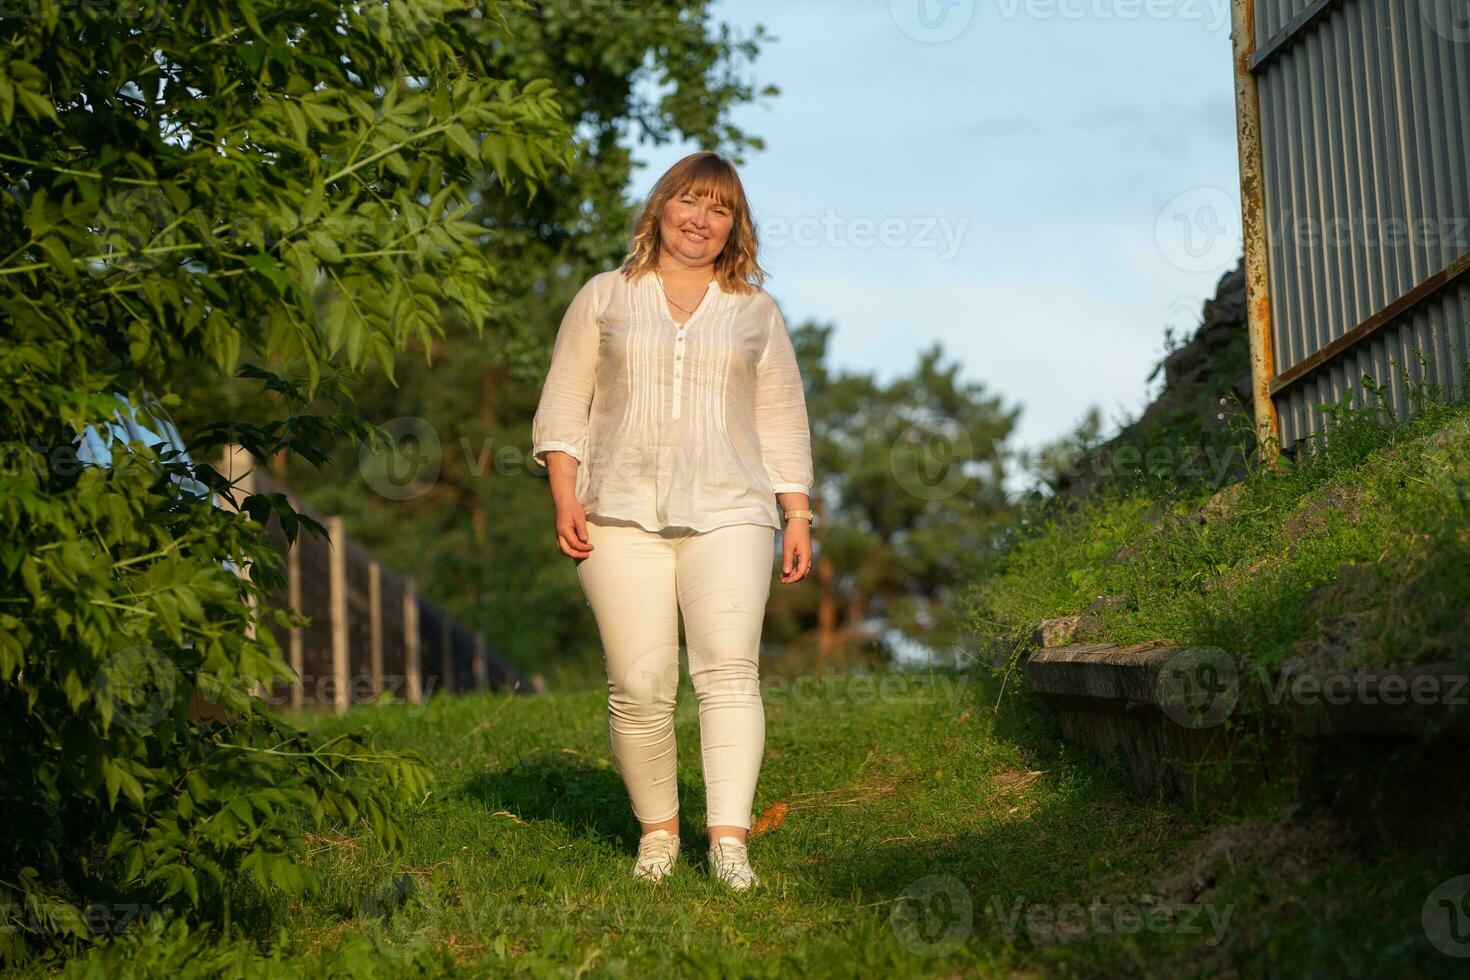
[287,528,303,707]
[440,615,453,696]
[368,560,383,698]
[210,448,521,712]
[474,633,488,690]
[404,579,421,704]
[327,516,349,714]
[226,450,265,700]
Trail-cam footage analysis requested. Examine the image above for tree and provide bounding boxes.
[0,0,575,959]
[769,323,1019,668]
[169,1,779,685]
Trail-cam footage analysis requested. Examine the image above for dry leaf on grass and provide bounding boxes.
[749,801,789,837]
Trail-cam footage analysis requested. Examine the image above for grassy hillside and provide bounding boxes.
[43,668,1463,977]
[973,392,1470,676]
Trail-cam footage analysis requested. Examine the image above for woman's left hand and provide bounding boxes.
[779,519,813,584]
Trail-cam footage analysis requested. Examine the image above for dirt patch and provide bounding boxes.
[1150,807,1349,908]
[1282,483,1365,549]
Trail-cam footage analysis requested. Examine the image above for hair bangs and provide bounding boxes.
[682,157,740,211]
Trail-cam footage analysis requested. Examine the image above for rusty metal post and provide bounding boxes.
[1231,0,1280,460]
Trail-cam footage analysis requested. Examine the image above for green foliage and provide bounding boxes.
[2,0,574,401]
[53,913,463,978]
[0,0,577,963]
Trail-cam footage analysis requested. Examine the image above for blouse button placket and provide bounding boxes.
[666,281,709,421]
[672,322,685,419]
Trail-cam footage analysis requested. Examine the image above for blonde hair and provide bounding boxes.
[619,151,766,294]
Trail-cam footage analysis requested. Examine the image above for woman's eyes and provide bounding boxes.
[681,196,730,215]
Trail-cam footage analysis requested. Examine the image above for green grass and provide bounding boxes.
[972,392,1470,673]
[38,668,1465,978]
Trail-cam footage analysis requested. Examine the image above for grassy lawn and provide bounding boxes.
[45,667,1466,978]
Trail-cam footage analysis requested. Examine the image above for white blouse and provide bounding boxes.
[530,267,814,533]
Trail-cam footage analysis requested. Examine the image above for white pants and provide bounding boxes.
[575,515,776,829]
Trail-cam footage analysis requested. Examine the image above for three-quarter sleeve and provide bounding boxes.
[530,275,603,469]
[753,300,815,494]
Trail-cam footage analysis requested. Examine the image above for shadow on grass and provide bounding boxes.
[781,668,1176,893]
[453,752,712,855]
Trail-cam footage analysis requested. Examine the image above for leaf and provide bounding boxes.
[302,172,325,225]
[446,123,479,162]
[507,136,534,179]
[284,100,308,147]
[103,757,122,809]
[40,234,75,280]
[749,801,788,837]
[481,133,509,178]
[244,253,293,299]
[239,2,266,39]
[196,272,230,305]
[15,83,59,124]
[204,309,241,373]
[0,72,15,127]
[382,152,411,179]
[308,231,343,264]
[117,765,146,807]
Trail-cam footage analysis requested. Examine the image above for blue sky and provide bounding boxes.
[631,0,1246,481]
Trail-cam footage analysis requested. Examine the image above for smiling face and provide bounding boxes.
[658,188,734,269]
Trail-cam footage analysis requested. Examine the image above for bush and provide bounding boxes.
[1,0,573,962]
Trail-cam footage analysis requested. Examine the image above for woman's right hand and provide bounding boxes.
[554,497,595,560]
[542,449,594,559]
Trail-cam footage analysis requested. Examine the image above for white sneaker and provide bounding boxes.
[707,835,759,891]
[633,829,679,882]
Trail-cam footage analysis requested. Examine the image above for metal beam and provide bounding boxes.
[1232,0,1281,457]
[1269,251,1470,396]
[1247,0,1349,73]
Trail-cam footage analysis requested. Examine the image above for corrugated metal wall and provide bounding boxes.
[1250,0,1470,447]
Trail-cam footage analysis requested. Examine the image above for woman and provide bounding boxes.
[530,151,815,891]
